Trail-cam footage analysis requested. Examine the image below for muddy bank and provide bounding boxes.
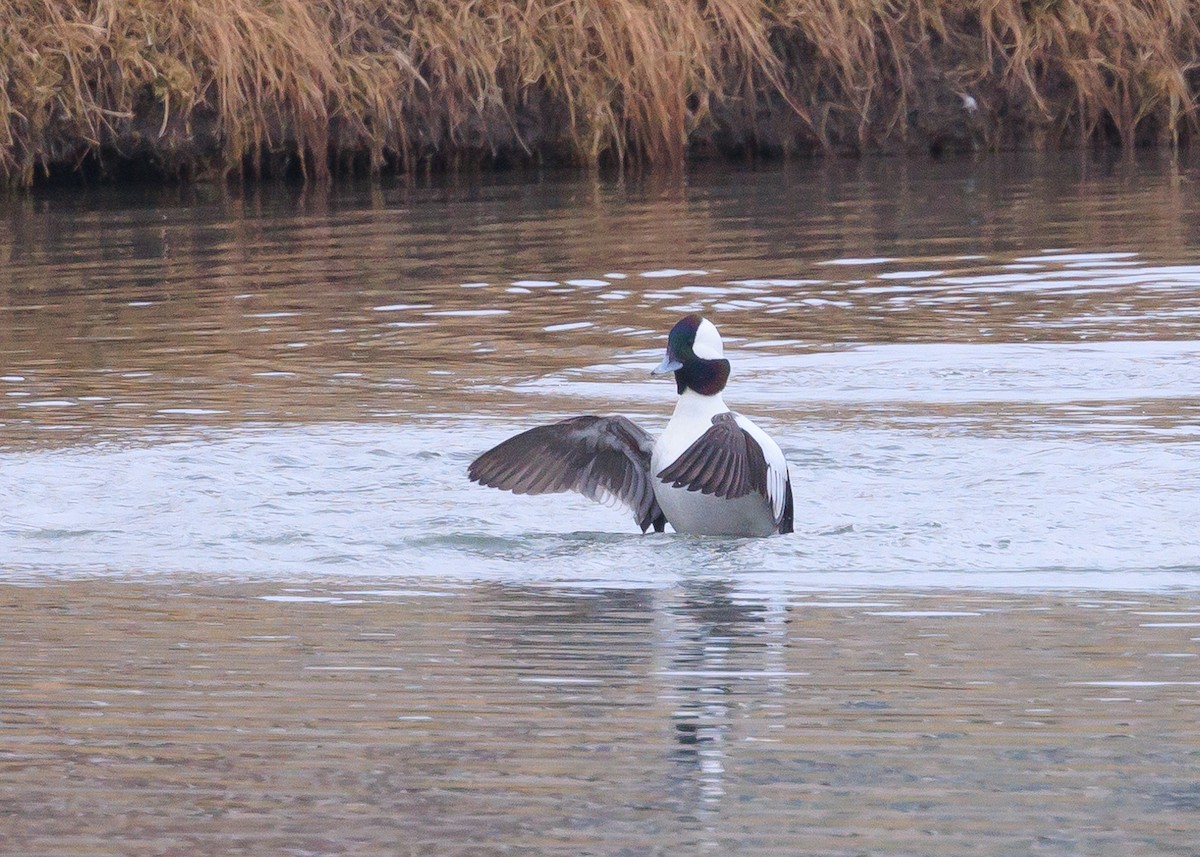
[4,0,1199,185]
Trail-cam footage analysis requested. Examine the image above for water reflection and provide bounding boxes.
[2,580,1197,855]
[662,580,785,816]
[3,153,1200,446]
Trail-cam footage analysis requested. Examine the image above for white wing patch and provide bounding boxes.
[733,413,789,524]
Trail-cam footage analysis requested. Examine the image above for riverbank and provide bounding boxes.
[4,0,1199,185]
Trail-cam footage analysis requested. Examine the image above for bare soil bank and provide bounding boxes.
[4,0,1199,185]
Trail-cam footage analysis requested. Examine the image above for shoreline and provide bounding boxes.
[4,0,1199,187]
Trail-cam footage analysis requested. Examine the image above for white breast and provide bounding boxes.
[651,390,728,472]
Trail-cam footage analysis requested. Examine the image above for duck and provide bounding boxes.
[468,314,793,537]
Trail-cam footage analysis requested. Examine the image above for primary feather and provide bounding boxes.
[468,415,666,532]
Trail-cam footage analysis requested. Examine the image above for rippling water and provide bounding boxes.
[4,583,1199,855]
[2,154,1199,853]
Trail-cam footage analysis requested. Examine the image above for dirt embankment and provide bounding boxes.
[4,0,1199,185]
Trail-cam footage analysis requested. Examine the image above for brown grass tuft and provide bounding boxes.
[3,0,1200,185]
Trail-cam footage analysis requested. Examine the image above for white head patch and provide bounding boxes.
[692,318,724,360]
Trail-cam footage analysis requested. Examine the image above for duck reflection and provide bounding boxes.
[657,579,789,816]
[455,578,793,834]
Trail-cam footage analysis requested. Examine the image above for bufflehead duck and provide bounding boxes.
[468,314,794,537]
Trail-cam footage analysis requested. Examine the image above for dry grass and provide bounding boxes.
[2,0,1199,185]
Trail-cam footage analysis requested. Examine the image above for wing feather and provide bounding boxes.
[732,412,793,534]
[658,413,757,499]
[468,415,664,532]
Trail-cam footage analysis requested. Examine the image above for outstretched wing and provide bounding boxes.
[657,412,793,534]
[468,415,666,533]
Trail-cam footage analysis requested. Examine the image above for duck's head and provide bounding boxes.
[651,313,730,396]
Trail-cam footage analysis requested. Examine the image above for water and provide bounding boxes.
[4,582,1199,856]
[2,154,1199,854]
